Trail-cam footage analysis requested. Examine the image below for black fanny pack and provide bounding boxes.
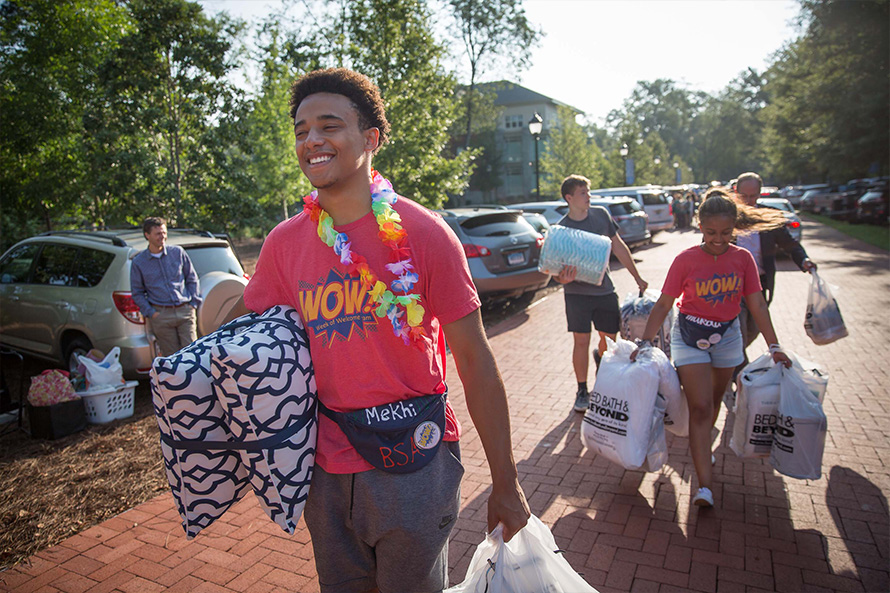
[678,313,735,350]
[318,391,446,474]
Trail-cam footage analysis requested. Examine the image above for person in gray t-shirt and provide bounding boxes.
[553,175,648,412]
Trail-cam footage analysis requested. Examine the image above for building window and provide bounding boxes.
[503,136,522,162]
[504,163,524,196]
[505,114,523,129]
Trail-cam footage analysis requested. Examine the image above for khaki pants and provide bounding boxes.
[149,306,197,357]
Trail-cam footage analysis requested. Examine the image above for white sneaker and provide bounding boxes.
[693,487,714,507]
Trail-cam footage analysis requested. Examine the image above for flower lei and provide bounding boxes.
[302,170,427,347]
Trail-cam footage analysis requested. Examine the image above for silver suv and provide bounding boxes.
[0,229,248,379]
[439,208,550,301]
[589,186,674,234]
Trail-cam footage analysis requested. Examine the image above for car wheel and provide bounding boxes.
[64,336,93,375]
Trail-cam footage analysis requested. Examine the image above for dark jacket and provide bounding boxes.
[758,226,808,304]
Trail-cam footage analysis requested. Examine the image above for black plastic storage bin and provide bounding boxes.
[27,399,87,440]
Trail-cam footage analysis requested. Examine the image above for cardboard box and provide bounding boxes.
[27,399,87,440]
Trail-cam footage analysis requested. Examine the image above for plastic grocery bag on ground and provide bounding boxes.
[538,225,612,286]
[769,365,827,480]
[444,514,599,593]
[620,289,674,357]
[76,347,123,388]
[804,270,848,345]
[730,353,782,458]
[644,346,688,437]
[581,337,664,470]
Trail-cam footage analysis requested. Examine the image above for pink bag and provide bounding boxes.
[27,370,79,406]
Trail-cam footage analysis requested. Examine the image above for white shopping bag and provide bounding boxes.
[581,337,663,470]
[76,346,124,388]
[769,365,828,480]
[730,353,782,458]
[804,270,848,345]
[644,346,688,437]
[445,515,599,593]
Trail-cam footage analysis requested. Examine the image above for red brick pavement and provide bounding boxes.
[2,220,888,592]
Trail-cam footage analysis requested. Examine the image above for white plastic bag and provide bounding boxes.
[76,346,123,388]
[581,337,662,470]
[620,289,674,357]
[445,515,599,593]
[730,353,782,458]
[644,346,688,437]
[769,365,828,480]
[804,270,848,345]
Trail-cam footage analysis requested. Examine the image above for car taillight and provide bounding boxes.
[536,236,545,249]
[463,244,491,258]
[243,272,251,281]
[786,221,801,229]
[113,291,145,324]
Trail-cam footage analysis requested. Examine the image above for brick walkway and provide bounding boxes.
[2,219,888,593]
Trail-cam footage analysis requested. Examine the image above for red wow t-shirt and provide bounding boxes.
[662,244,762,322]
[244,196,480,474]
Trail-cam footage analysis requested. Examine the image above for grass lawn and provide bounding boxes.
[802,213,889,251]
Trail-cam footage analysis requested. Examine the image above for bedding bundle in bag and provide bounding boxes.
[619,289,674,358]
[151,305,317,538]
[538,225,612,285]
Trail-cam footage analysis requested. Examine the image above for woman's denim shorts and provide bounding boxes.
[670,317,745,369]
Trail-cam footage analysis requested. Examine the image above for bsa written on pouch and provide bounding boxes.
[318,391,446,474]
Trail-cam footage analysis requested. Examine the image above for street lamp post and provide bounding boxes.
[528,113,543,199]
[619,143,629,186]
[673,161,681,184]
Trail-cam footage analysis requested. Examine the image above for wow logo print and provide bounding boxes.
[695,272,742,306]
[298,268,378,345]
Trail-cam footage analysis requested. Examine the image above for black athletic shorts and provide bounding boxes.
[564,292,620,335]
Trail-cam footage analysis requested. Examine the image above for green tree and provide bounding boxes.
[448,84,503,202]
[0,0,131,246]
[761,0,889,182]
[538,105,603,196]
[448,0,541,149]
[95,0,245,225]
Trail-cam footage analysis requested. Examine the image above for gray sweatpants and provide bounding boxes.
[304,441,464,593]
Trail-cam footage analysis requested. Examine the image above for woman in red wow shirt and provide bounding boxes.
[632,188,791,508]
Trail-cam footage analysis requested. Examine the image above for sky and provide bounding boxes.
[198,0,802,124]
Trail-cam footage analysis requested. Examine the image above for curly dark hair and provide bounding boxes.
[289,68,390,154]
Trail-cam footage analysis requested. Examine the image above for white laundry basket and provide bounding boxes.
[80,380,138,423]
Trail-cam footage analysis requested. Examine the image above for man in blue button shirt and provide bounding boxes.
[130,217,202,357]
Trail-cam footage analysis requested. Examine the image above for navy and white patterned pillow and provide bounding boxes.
[151,305,317,539]
[211,305,316,534]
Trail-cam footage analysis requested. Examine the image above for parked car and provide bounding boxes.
[521,211,551,235]
[589,186,673,234]
[588,197,651,248]
[801,185,863,218]
[0,228,249,379]
[756,198,803,243]
[506,199,651,248]
[438,208,550,301]
[855,188,889,224]
[506,201,568,225]
[787,184,828,208]
[799,186,836,213]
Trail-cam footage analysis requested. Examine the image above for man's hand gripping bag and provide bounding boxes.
[151,305,317,538]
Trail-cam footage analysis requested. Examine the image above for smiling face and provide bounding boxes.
[293,93,379,192]
[699,214,735,256]
[144,224,167,253]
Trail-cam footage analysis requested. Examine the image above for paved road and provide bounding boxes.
[3,220,888,593]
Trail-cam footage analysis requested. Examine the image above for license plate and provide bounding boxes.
[507,252,525,266]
